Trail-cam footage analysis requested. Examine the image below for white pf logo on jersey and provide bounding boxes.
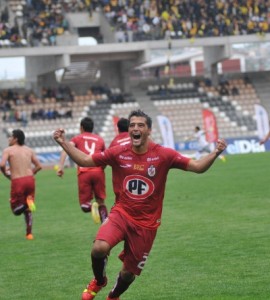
[123,175,154,200]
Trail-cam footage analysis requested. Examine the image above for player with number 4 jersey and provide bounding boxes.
[56,117,108,223]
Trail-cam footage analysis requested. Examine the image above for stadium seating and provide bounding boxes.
[150,78,259,140]
[0,86,140,151]
[1,0,268,157]
[0,74,262,155]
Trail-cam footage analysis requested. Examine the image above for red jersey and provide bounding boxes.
[71,132,105,174]
[92,141,190,229]
[109,132,131,148]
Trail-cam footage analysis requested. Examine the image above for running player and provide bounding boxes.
[189,126,226,162]
[0,129,42,240]
[56,117,108,223]
[53,110,227,300]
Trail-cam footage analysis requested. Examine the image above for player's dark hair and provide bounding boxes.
[12,129,25,145]
[195,126,200,131]
[80,117,94,132]
[117,118,129,132]
[128,110,152,129]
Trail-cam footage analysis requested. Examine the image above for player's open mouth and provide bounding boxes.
[132,133,141,140]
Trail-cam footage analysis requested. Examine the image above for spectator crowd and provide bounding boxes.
[0,86,74,126]
[0,83,128,126]
[1,0,270,47]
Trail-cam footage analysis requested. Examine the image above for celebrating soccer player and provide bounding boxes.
[53,109,227,300]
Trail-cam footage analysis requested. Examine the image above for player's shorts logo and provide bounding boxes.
[123,175,154,199]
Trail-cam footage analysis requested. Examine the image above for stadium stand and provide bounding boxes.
[0,73,264,153]
[1,0,270,47]
[1,0,270,158]
[0,84,140,151]
[149,77,259,141]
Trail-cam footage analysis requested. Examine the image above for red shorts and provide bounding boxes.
[96,209,157,275]
[77,170,106,205]
[10,176,35,211]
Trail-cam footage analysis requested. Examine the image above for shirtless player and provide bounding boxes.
[0,129,42,240]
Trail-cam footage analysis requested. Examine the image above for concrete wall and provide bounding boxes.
[203,44,231,86]
[25,54,70,92]
[66,12,100,28]
[56,33,78,46]
[1,33,270,93]
[65,11,115,43]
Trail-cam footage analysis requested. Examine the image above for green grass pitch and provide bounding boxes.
[1,152,270,300]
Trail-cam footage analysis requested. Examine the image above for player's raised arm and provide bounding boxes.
[186,139,227,173]
[53,129,96,167]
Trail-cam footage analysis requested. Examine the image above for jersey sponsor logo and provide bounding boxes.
[119,155,132,160]
[147,156,159,162]
[120,164,132,168]
[134,164,144,171]
[148,165,156,177]
[123,175,154,199]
